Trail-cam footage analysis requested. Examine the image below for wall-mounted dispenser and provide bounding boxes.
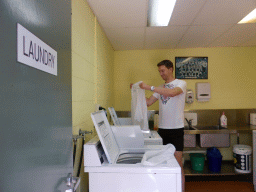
[196,82,211,102]
[186,89,194,104]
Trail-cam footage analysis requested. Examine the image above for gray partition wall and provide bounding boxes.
[0,1,73,191]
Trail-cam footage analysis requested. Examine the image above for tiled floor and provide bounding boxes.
[185,181,254,192]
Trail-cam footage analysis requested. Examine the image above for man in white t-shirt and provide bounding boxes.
[139,60,187,192]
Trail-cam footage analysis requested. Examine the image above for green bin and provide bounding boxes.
[190,153,205,172]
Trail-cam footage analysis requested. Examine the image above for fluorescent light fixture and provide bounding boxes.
[238,8,256,24]
[147,0,177,27]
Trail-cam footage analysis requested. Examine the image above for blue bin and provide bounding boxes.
[207,147,222,173]
[207,147,221,156]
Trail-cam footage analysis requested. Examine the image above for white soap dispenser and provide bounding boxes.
[220,112,227,128]
[186,89,194,104]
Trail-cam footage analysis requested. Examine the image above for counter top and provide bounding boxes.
[184,125,256,134]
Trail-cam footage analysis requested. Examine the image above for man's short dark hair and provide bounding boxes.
[157,60,173,69]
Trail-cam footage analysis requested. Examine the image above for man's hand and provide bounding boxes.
[139,82,150,90]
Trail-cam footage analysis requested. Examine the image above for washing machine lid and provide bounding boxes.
[91,111,119,164]
[108,107,121,126]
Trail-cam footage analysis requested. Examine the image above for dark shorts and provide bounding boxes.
[158,128,184,151]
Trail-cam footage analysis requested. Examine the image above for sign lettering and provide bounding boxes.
[17,23,57,76]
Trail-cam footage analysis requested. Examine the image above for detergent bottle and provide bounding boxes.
[220,112,227,128]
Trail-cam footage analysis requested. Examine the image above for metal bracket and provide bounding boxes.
[79,129,93,136]
[72,135,84,143]
[66,173,81,192]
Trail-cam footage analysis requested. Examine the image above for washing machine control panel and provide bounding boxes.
[84,136,108,166]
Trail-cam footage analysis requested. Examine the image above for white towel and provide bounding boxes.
[141,144,176,166]
[131,81,149,131]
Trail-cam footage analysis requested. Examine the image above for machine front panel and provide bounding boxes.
[89,172,180,192]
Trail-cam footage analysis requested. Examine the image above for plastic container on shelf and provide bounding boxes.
[233,144,252,173]
[190,153,205,172]
[207,147,222,173]
[220,112,227,128]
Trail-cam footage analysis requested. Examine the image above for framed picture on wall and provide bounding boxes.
[175,57,208,79]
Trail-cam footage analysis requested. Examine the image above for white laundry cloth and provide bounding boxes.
[141,144,176,166]
[131,81,149,132]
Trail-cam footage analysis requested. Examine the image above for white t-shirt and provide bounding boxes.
[153,79,187,129]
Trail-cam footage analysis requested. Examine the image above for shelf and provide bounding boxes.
[184,160,252,176]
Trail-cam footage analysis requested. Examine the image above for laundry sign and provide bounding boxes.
[17,23,57,76]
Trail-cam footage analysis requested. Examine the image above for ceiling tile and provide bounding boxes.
[86,0,256,50]
[145,26,188,49]
[169,0,207,25]
[240,34,256,47]
[177,25,233,49]
[97,12,147,28]
[104,28,145,50]
[87,0,148,28]
[192,0,256,25]
[210,23,256,47]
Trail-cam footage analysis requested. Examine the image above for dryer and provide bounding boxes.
[84,111,181,192]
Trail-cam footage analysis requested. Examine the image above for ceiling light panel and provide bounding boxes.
[148,0,176,27]
[238,8,256,24]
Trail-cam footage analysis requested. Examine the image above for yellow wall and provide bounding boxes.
[72,0,114,191]
[113,47,256,111]
[72,0,114,134]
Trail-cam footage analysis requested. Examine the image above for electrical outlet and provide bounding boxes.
[95,104,101,112]
[184,112,197,126]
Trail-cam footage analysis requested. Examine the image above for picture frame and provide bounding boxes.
[175,57,208,79]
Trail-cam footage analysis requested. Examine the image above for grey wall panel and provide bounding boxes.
[0,0,72,191]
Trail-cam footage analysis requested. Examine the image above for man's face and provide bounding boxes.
[158,65,173,81]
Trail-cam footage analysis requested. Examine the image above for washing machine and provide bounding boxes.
[253,130,256,191]
[84,111,181,192]
[108,107,163,145]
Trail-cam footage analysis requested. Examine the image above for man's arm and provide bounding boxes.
[153,86,183,97]
[139,82,184,97]
[146,95,158,107]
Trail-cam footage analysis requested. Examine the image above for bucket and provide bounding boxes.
[233,144,252,173]
[207,147,222,173]
[190,153,205,172]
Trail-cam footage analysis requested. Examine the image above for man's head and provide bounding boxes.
[157,60,174,82]
[157,60,173,70]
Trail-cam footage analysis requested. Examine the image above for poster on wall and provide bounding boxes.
[175,57,208,79]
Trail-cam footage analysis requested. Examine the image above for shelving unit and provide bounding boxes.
[183,143,252,177]
[184,160,253,184]
[184,160,237,176]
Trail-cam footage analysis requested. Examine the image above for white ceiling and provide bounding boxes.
[87,0,256,51]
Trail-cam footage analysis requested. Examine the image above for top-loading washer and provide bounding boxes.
[84,111,181,192]
[108,107,163,145]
